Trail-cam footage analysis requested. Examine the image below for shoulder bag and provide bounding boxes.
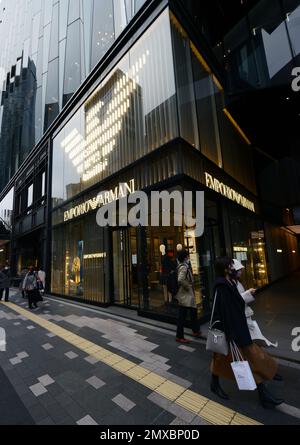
[206,291,229,356]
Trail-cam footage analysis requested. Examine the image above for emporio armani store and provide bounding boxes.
[50,8,274,323]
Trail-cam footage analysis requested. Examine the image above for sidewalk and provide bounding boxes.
[0,290,300,426]
[253,271,300,363]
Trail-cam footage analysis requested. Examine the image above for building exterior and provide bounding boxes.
[0,0,299,323]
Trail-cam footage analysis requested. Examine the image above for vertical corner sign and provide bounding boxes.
[0,327,6,352]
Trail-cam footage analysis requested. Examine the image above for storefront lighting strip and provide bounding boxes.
[170,12,224,93]
[190,42,224,93]
[170,10,252,148]
[223,108,251,146]
[2,301,262,427]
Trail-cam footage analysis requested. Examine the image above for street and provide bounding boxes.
[0,286,300,426]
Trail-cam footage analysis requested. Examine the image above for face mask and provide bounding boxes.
[229,269,238,279]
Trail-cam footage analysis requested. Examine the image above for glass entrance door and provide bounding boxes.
[112,229,139,307]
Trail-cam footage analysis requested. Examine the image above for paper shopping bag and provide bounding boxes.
[231,360,257,391]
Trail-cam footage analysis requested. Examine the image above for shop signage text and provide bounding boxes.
[64,179,135,222]
[205,172,255,212]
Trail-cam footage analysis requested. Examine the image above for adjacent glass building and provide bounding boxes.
[0,0,299,323]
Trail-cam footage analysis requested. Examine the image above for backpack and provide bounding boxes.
[166,269,179,297]
[167,264,190,297]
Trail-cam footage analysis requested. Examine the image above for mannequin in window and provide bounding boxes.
[160,245,174,307]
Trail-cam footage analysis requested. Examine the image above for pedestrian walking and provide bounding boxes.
[37,267,46,295]
[175,250,201,344]
[19,268,29,298]
[23,266,39,309]
[232,259,278,348]
[210,257,284,408]
[0,264,11,302]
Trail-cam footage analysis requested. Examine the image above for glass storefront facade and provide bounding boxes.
[49,7,269,320]
[228,206,269,289]
[52,9,177,207]
[0,0,299,325]
[52,212,109,303]
[52,8,257,213]
[182,0,300,92]
[0,187,14,265]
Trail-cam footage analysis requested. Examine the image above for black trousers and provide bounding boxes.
[176,306,199,339]
[0,288,9,302]
[27,290,37,308]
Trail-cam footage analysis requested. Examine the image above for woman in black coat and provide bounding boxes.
[210,257,284,408]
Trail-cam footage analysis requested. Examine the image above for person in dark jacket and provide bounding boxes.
[0,264,11,302]
[210,257,284,408]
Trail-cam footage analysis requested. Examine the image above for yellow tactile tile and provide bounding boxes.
[85,345,104,354]
[139,372,167,390]
[92,349,112,360]
[112,359,136,373]
[2,301,262,426]
[101,354,124,366]
[85,345,99,354]
[199,408,231,426]
[61,331,76,339]
[125,365,151,381]
[231,414,262,426]
[155,381,186,401]
[78,341,97,351]
[176,391,208,414]
[205,401,235,419]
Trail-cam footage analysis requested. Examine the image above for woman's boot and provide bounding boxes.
[210,374,229,400]
[257,383,284,408]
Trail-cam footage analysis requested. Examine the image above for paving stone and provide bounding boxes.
[169,417,189,425]
[178,345,196,353]
[45,403,70,424]
[17,352,29,359]
[64,403,89,421]
[55,392,74,408]
[152,410,176,426]
[65,351,79,360]
[147,392,172,411]
[9,357,22,365]
[37,417,56,425]
[38,375,55,387]
[29,383,48,397]
[190,416,211,426]
[112,394,136,413]
[42,343,54,351]
[84,355,99,365]
[86,376,106,390]
[28,403,49,423]
[76,415,98,425]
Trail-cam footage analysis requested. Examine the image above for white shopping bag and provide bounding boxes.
[230,342,257,391]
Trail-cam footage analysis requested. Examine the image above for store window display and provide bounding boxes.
[230,208,269,289]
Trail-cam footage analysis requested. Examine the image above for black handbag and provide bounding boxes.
[34,288,43,302]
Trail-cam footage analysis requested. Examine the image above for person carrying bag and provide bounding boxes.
[209,257,284,408]
[230,341,257,391]
[23,267,40,309]
[206,291,228,356]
